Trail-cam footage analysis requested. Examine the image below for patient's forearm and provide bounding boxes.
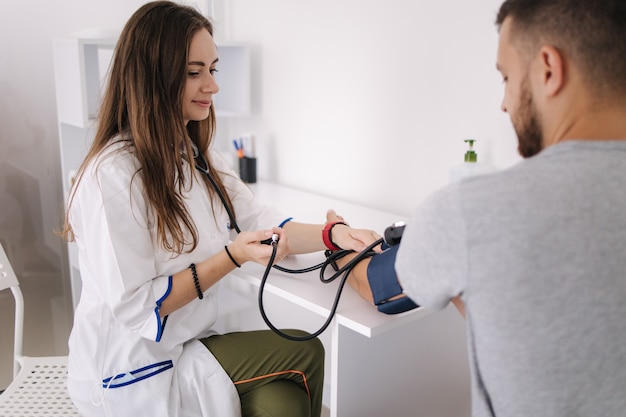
[335,253,375,304]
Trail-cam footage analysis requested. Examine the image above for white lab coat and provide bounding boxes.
[67,141,284,417]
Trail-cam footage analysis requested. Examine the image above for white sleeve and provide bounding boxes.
[395,184,468,311]
[73,156,171,342]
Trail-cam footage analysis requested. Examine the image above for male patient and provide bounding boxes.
[337,0,626,415]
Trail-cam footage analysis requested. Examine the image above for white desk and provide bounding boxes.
[226,182,471,417]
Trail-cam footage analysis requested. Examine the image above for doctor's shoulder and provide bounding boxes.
[76,141,144,195]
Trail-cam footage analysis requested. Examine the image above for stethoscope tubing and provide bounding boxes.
[194,151,381,341]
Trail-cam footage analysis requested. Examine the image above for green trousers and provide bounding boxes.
[201,329,325,417]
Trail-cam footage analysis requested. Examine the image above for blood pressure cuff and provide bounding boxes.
[367,245,419,314]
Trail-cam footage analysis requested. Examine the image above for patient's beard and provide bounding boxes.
[514,78,543,158]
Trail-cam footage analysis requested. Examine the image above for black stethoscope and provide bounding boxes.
[193,151,383,341]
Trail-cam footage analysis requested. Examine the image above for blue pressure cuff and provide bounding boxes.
[367,245,419,314]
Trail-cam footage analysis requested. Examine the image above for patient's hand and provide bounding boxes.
[325,209,382,253]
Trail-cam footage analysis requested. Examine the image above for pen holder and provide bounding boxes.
[239,157,257,183]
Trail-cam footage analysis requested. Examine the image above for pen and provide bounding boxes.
[233,139,244,159]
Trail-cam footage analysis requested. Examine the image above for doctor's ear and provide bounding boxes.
[536,45,565,97]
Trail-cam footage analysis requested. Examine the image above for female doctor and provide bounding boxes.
[61,2,380,416]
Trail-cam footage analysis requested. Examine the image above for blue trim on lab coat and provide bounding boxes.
[154,275,173,342]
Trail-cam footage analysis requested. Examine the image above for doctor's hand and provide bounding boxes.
[228,227,290,267]
[325,209,382,253]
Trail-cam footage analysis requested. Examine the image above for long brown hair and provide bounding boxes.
[61,1,235,253]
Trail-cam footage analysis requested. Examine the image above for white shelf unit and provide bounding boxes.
[53,33,251,310]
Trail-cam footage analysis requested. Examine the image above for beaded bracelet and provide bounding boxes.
[189,263,203,300]
[224,245,241,268]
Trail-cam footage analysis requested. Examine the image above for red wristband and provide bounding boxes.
[322,221,346,251]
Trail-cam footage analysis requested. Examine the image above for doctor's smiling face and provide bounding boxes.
[497,17,543,158]
[183,28,220,125]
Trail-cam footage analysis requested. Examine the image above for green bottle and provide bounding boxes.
[464,139,477,162]
[449,139,491,183]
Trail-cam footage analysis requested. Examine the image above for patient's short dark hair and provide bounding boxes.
[496,0,626,97]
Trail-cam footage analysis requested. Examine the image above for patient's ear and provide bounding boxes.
[536,45,565,98]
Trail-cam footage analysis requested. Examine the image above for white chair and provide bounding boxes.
[0,243,82,416]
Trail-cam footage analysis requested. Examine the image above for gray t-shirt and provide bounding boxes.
[396,140,626,417]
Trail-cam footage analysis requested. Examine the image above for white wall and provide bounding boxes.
[216,0,521,219]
